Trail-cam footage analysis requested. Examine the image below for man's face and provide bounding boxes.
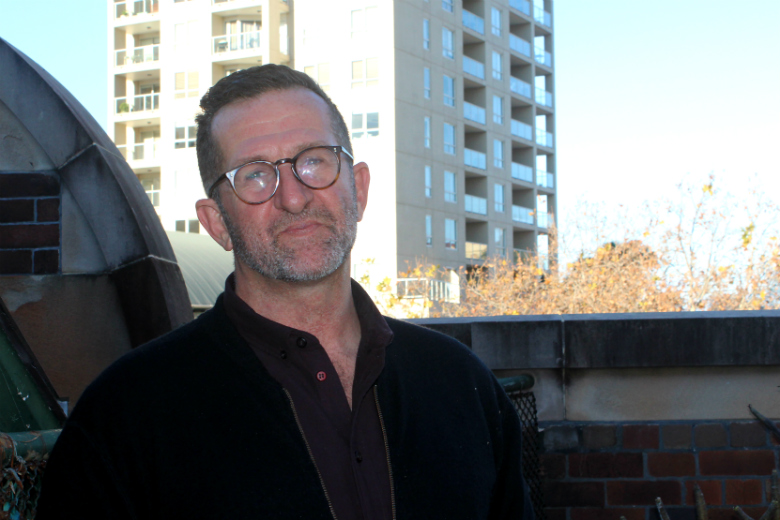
[208,88,369,283]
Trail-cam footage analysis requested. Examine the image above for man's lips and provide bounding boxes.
[277,220,325,236]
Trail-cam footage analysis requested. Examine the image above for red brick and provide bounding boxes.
[543,481,605,507]
[36,198,60,222]
[648,453,696,477]
[540,454,566,479]
[571,507,646,520]
[569,453,643,479]
[0,173,59,197]
[583,425,617,450]
[0,224,59,248]
[0,250,32,274]
[624,425,659,450]
[685,480,723,506]
[33,249,59,274]
[695,424,727,448]
[699,451,776,476]
[607,480,682,506]
[0,199,35,223]
[663,424,692,449]
[708,507,768,520]
[544,508,567,520]
[730,422,767,448]
[725,480,763,505]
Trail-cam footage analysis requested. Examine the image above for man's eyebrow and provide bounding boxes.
[231,141,331,168]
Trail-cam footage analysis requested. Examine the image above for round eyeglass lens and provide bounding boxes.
[295,147,339,188]
[234,162,277,203]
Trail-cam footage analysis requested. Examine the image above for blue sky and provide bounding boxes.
[2,0,779,231]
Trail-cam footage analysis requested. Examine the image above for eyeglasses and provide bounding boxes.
[208,145,354,204]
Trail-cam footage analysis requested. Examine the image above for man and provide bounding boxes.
[38,65,533,519]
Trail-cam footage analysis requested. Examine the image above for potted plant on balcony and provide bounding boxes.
[118,102,130,113]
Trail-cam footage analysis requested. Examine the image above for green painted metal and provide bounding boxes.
[498,375,535,393]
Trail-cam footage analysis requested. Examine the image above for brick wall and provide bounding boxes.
[539,420,780,520]
[0,173,61,275]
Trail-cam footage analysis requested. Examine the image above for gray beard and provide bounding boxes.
[221,195,358,283]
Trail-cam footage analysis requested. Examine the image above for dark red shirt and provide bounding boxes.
[223,276,394,520]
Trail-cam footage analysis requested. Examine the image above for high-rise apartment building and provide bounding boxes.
[107,0,555,297]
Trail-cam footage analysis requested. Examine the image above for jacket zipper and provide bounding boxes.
[374,386,397,520]
[283,388,338,520]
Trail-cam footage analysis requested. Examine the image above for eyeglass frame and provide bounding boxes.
[207,145,354,205]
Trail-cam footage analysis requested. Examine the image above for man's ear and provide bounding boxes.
[352,161,370,222]
[196,198,234,252]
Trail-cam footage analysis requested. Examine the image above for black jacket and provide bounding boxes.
[38,297,533,519]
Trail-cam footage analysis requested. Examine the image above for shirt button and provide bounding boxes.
[297,337,308,348]
[316,371,327,381]
[355,450,363,463]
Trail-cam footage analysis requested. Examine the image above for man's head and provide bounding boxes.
[194,65,370,284]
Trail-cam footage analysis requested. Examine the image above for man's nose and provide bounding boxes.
[272,162,313,213]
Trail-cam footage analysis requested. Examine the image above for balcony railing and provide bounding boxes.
[464,148,487,170]
[115,44,159,67]
[463,101,486,124]
[536,129,554,148]
[509,0,531,16]
[510,77,531,99]
[512,205,534,225]
[535,47,552,67]
[512,162,533,183]
[213,31,262,54]
[534,5,552,27]
[463,56,485,80]
[117,142,159,162]
[536,169,554,189]
[535,88,553,108]
[509,34,531,57]
[115,93,160,115]
[465,194,487,215]
[465,242,488,260]
[462,10,485,35]
[537,211,549,229]
[115,0,159,19]
[397,278,459,304]
[511,119,532,141]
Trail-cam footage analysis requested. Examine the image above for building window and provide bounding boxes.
[351,58,378,89]
[442,0,453,13]
[351,7,378,39]
[424,117,431,148]
[424,67,431,99]
[138,173,160,207]
[444,170,456,202]
[495,227,506,257]
[443,75,455,107]
[492,51,502,80]
[445,218,457,249]
[174,125,196,148]
[425,165,432,197]
[174,71,198,99]
[494,183,505,212]
[493,139,504,168]
[175,219,200,234]
[425,215,433,246]
[491,8,501,36]
[304,63,331,92]
[442,28,454,59]
[174,20,197,54]
[443,123,455,155]
[493,95,504,124]
[351,112,379,139]
[423,19,430,49]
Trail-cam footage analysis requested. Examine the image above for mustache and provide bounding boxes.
[270,207,338,235]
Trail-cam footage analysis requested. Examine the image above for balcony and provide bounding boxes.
[464,148,487,170]
[511,119,532,141]
[114,0,159,19]
[115,44,159,68]
[509,0,531,16]
[512,205,534,225]
[117,142,159,163]
[463,101,486,125]
[213,31,262,55]
[536,169,554,189]
[534,5,552,28]
[535,47,552,67]
[465,241,488,260]
[535,87,553,108]
[536,129,554,148]
[463,56,485,80]
[510,77,531,99]
[537,211,549,228]
[509,34,531,57]
[464,195,487,215]
[397,278,459,304]
[512,162,533,183]
[115,93,160,115]
[462,10,485,35]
